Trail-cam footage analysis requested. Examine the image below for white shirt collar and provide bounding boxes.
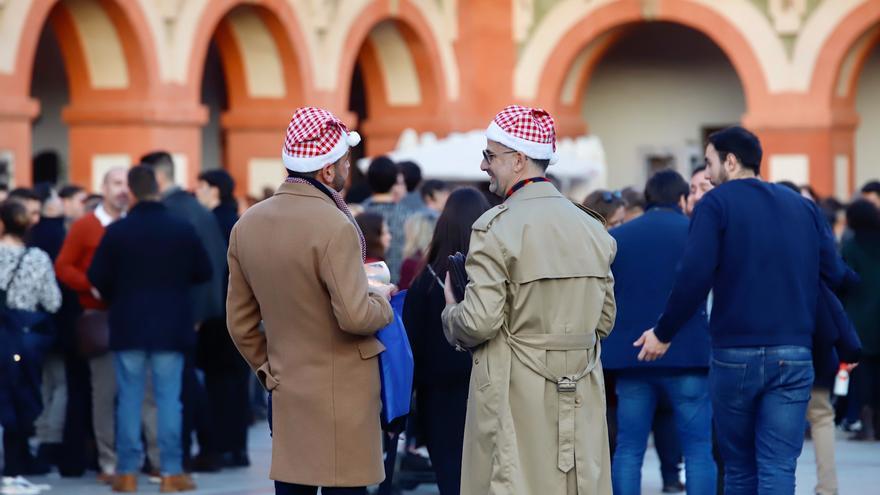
[94,204,123,227]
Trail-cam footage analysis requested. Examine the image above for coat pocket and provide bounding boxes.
[358,337,386,359]
[256,361,280,391]
[472,346,491,390]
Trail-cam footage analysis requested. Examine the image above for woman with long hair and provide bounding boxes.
[398,212,437,290]
[402,188,491,495]
[0,200,62,478]
[355,212,392,264]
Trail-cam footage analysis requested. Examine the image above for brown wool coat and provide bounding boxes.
[226,182,393,487]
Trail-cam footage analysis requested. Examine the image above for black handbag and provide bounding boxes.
[447,252,468,303]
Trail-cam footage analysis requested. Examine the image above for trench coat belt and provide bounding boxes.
[502,329,601,474]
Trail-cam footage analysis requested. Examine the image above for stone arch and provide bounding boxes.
[528,0,767,129]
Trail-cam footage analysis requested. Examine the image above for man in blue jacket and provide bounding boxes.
[605,170,715,495]
[88,165,211,493]
[635,127,848,495]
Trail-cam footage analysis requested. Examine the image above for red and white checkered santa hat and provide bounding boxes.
[486,105,558,165]
[281,107,361,173]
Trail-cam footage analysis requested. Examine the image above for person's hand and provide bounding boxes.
[90,287,102,301]
[634,328,670,362]
[373,283,396,301]
[444,272,456,305]
[844,362,859,372]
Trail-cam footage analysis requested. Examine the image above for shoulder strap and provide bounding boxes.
[5,248,30,292]
[571,201,606,227]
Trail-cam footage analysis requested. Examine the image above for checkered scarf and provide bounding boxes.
[286,177,366,262]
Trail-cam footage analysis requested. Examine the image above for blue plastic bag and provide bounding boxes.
[376,290,414,425]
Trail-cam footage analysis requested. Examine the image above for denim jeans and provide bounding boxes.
[114,350,184,475]
[612,370,716,495]
[710,346,813,495]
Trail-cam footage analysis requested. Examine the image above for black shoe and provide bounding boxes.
[662,480,685,493]
[191,452,222,472]
[224,451,250,468]
[400,452,432,472]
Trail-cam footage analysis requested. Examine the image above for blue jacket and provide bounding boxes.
[88,201,212,352]
[162,188,227,323]
[603,207,710,370]
[655,179,849,348]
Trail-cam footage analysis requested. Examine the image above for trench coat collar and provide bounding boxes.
[274,181,337,207]
[505,180,562,203]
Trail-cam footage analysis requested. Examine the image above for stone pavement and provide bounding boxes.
[17,424,880,494]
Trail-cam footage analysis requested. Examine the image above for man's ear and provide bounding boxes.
[679,194,688,211]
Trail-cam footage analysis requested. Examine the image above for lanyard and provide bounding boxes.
[505,177,550,200]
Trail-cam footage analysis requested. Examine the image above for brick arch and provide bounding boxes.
[810,1,880,107]
[337,1,448,131]
[534,0,766,129]
[14,0,157,101]
[187,0,311,107]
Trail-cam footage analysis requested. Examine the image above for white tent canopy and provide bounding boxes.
[358,129,608,189]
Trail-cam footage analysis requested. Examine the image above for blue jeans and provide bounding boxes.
[114,351,184,475]
[612,371,716,495]
[710,346,813,495]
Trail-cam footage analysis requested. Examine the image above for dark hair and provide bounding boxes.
[0,184,8,193]
[127,164,159,200]
[59,185,85,199]
[691,165,707,177]
[707,126,763,175]
[861,180,880,195]
[399,161,422,192]
[800,185,819,202]
[0,201,31,239]
[420,179,448,202]
[645,170,688,207]
[582,189,624,223]
[7,187,41,203]
[531,158,551,171]
[366,156,399,194]
[846,199,880,235]
[776,181,800,194]
[140,151,175,179]
[355,212,387,261]
[426,187,491,273]
[199,169,236,203]
[620,186,645,210]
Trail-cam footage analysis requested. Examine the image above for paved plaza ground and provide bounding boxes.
[16,422,880,494]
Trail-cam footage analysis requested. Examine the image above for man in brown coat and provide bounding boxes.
[227,107,394,495]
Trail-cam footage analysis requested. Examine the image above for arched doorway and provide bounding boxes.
[581,23,745,188]
[193,2,305,199]
[854,42,880,190]
[16,0,154,190]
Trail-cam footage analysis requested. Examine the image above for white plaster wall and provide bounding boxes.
[855,45,880,189]
[581,23,745,190]
[30,26,70,181]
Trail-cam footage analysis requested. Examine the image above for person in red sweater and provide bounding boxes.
[54,167,138,483]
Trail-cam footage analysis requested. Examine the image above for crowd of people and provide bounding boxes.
[0,103,878,495]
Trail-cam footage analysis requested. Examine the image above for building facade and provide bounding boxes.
[1,0,879,197]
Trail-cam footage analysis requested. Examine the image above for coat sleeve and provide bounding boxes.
[188,228,213,285]
[597,269,616,339]
[226,224,269,384]
[318,221,393,336]
[34,250,62,314]
[441,228,508,348]
[55,220,91,292]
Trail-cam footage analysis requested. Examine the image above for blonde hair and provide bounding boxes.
[403,212,437,260]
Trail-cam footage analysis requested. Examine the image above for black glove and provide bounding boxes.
[447,252,468,303]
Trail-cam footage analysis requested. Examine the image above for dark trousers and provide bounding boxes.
[376,431,401,495]
[3,427,34,476]
[181,354,213,461]
[422,384,468,495]
[653,401,684,485]
[58,351,92,476]
[204,367,251,453]
[274,482,366,495]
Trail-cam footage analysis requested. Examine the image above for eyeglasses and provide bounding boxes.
[482,149,517,164]
[602,190,622,203]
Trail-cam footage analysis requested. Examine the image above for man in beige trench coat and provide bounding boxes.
[227,107,394,494]
[442,105,617,495]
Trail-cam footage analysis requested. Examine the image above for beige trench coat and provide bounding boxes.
[442,181,617,495]
[227,182,393,487]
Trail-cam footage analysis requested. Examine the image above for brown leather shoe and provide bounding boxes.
[111,473,137,492]
[159,474,196,493]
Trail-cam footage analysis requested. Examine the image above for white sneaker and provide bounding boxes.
[0,476,50,494]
